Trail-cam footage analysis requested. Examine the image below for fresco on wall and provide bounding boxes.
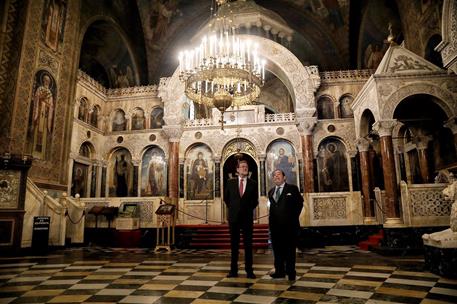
[89,106,99,128]
[41,0,67,51]
[359,1,401,69]
[108,149,134,197]
[317,96,334,119]
[150,107,164,129]
[27,70,57,160]
[109,64,135,88]
[112,109,127,131]
[186,145,214,200]
[339,95,354,118]
[78,98,88,121]
[266,141,298,191]
[71,162,88,197]
[317,138,349,192]
[132,108,146,130]
[141,146,167,196]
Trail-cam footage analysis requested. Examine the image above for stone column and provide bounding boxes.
[214,160,221,198]
[101,165,107,197]
[297,117,317,193]
[132,159,140,197]
[163,125,183,205]
[90,162,97,197]
[373,120,401,225]
[259,156,266,196]
[357,138,375,222]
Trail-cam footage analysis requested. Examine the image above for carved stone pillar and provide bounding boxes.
[163,125,183,204]
[357,138,375,221]
[259,156,266,196]
[214,160,221,198]
[90,163,97,197]
[132,159,140,197]
[297,117,317,193]
[101,166,107,197]
[373,120,401,225]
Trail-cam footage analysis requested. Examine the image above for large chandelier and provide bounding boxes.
[178,0,265,120]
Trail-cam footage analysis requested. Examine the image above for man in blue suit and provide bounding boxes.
[224,160,258,279]
[268,169,303,281]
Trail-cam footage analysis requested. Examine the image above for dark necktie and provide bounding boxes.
[275,186,281,201]
[239,178,244,196]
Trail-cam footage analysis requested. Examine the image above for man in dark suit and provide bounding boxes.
[268,169,303,281]
[224,159,258,279]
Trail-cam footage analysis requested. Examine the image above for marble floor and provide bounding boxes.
[0,246,456,304]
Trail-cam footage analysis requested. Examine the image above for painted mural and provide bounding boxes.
[317,96,334,119]
[27,70,57,160]
[317,138,349,192]
[266,140,298,191]
[132,108,146,130]
[71,162,88,197]
[359,1,401,69]
[112,109,127,131]
[186,145,214,200]
[108,149,134,197]
[150,107,164,129]
[41,0,67,51]
[141,146,167,196]
[339,95,354,118]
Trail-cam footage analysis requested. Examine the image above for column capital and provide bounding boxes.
[444,116,457,134]
[372,119,397,137]
[162,125,183,142]
[416,135,433,150]
[131,159,141,166]
[356,137,371,152]
[296,117,317,135]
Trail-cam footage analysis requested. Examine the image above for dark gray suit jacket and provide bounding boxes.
[268,183,303,232]
[224,177,259,224]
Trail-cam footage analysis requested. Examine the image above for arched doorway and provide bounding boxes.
[222,154,259,223]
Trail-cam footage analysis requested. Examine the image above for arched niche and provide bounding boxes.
[161,36,320,126]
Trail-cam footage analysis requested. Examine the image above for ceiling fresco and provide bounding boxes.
[78,0,416,87]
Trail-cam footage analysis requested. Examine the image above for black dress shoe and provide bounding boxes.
[226,272,238,278]
[288,274,296,281]
[246,272,256,279]
[270,272,286,279]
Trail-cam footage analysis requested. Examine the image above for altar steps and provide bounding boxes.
[176,224,270,249]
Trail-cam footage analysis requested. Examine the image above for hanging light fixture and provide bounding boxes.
[178,0,265,122]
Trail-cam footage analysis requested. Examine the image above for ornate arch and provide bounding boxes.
[437,0,457,73]
[221,138,258,164]
[380,83,455,119]
[161,36,320,126]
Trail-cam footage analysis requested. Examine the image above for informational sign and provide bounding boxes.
[32,216,50,253]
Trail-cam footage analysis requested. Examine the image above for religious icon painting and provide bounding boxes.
[41,0,67,51]
[266,140,298,191]
[317,138,349,192]
[108,149,134,197]
[71,162,88,198]
[141,146,167,196]
[185,145,214,200]
[27,70,57,160]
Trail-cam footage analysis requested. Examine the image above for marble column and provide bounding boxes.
[214,160,221,198]
[163,125,183,205]
[101,166,107,197]
[373,120,401,225]
[259,157,266,196]
[90,163,97,197]
[132,160,140,197]
[298,118,317,193]
[357,138,375,222]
